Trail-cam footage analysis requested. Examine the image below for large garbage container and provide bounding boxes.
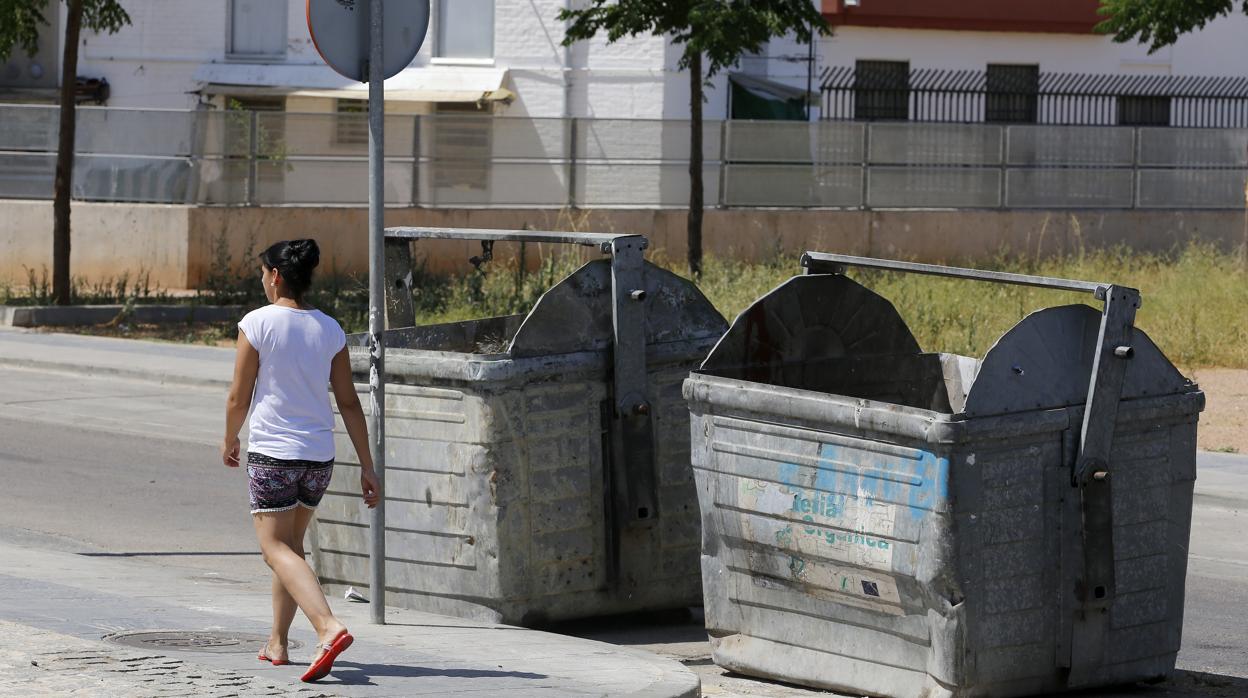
[310,227,727,625]
[684,252,1203,698]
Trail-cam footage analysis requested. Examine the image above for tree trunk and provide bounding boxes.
[53,0,84,306]
[687,52,704,277]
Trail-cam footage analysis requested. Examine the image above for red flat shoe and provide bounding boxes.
[258,650,289,666]
[300,630,353,683]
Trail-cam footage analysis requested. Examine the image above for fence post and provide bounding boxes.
[999,125,1008,209]
[717,119,728,207]
[567,117,578,208]
[183,110,202,205]
[861,122,871,210]
[410,114,421,207]
[428,114,437,208]
[247,110,258,206]
[1131,126,1140,209]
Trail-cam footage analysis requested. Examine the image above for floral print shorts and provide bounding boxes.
[247,452,335,514]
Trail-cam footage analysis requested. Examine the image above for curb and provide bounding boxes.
[0,304,244,328]
[610,646,702,698]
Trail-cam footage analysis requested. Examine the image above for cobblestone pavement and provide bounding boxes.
[0,621,339,698]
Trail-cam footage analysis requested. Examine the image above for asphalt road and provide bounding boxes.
[0,366,265,580]
[1,364,1246,696]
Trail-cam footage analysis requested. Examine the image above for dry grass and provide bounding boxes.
[684,243,1248,369]
[402,241,1248,368]
[19,242,1248,369]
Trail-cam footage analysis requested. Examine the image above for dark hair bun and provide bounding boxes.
[288,239,320,270]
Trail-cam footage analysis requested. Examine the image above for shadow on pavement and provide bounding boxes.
[544,607,708,646]
[1046,671,1248,697]
[324,660,548,686]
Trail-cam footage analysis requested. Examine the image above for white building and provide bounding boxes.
[3,0,1246,124]
[759,1,1248,123]
[0,0,726,120]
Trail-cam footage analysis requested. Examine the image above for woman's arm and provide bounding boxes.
[222,330,260,467]
[329,347,381,508]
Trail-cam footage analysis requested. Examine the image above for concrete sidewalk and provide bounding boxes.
[0,538,699,697]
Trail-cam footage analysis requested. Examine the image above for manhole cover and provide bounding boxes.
[103,630,303,654]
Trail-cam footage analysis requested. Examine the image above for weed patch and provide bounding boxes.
[16,243,1247,369]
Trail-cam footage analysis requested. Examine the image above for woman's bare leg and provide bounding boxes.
[265,506,317,661]
[253,510,346,654]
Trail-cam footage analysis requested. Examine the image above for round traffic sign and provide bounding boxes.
[307,0,430,82]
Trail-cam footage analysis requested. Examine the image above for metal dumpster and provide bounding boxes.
[684,252,1203,697]
[310,227,727,625]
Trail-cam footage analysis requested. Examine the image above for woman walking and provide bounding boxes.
[221,239,381,683]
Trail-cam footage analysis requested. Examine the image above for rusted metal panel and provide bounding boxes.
[382,237,415,329]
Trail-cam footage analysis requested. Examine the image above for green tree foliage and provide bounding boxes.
[1097,0,1248,51]
[560,0,828,76]
[559,0,829,274]
[0,0,130,59]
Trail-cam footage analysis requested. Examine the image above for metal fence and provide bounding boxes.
[820,67,1248,128]
[1,104,1246,209]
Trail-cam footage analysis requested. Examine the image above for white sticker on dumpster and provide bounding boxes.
[782,557,902,614]
[738,541,904,614]
[736,478,898,537]
[736,479,895,570]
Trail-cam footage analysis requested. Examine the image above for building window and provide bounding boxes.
[1118,96,1171,126]
[229,0,287,59]
[335,100,369,146]
[985,64,1038,124]
[854,60,909,121]
[432,104,491,192]
[435,0,494,60]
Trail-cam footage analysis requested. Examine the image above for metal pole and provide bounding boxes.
[367,0,387,625]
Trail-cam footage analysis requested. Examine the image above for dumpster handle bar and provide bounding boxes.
[386,226,647,253]
[800,252,1111,299]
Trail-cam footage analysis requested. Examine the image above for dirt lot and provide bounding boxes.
[1189,368,1248,454]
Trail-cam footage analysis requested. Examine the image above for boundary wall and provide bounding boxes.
[2,201,1243,289]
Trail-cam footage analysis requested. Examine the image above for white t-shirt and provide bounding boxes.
[237,304,347,462]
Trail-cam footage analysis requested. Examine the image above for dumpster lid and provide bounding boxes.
[699,273,920,378]
[509,259,726,358]
[963,303,1190,418]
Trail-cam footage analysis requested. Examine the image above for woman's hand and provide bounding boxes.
[360,467,381,508]
[221,436,241,468]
